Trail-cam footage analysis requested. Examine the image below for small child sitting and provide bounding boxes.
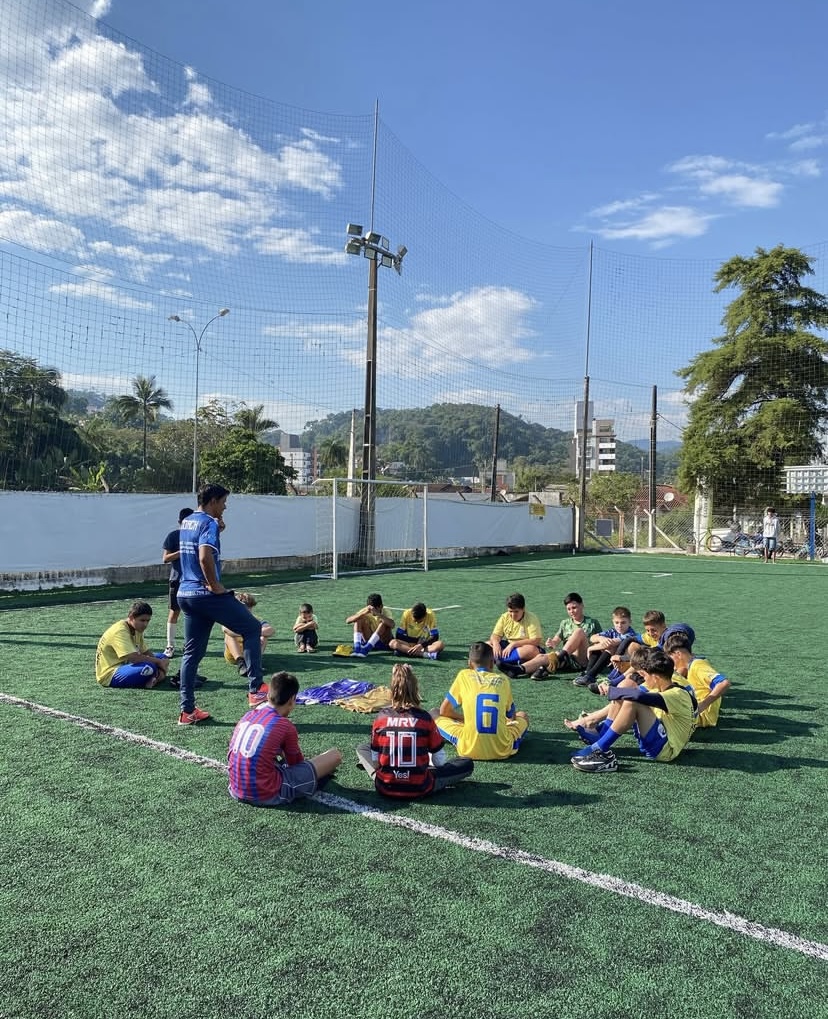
[223,592,274,676]
[293,602,319,653]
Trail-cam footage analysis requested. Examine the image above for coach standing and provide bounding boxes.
[176,483,267,725]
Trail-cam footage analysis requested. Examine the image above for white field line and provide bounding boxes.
[2,691,826,964]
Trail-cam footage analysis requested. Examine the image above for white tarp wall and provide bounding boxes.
[0,491,572,574]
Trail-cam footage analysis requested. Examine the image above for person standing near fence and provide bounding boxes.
[161,505,193,657]
[762,507,780,563]
[176,483,267,725]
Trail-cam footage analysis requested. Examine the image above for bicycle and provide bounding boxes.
[705,527,761,555]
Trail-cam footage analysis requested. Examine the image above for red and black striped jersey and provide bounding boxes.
[371,706,444,798]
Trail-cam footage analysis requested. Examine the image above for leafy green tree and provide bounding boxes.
[317,436,348,472]
[199,427,295,494]
[113,375,173,469]
[586,472,641,515]
[234,403,278,434]
[677,246,828,506]
[0,350,89,488]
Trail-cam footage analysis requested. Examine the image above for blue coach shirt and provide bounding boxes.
[178,511,221,596]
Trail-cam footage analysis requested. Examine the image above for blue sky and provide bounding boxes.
[1,0,827,441]
[102,0,828,254]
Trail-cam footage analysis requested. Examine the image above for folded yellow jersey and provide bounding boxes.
[332,644,353,657]
[335,686,392,713]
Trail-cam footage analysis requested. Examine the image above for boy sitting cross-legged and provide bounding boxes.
[346,593,395,658]
[227,672,342,806]
[388,602,445,659]
[436,642,529,760]
[565,647,695,773]
[572,606,640,688]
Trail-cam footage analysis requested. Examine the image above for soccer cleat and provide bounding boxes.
[572,673,594,688]
[497,662,525,679]
[530,665,550,681]
[588,681,603,696]
[164,645,175,658]
[247,685,269,706]
[178,706,211,726]
[571,748,618,773]
[235,656,249,678]
[350,647,368,658]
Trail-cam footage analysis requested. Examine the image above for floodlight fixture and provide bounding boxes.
[364,246,378,260]
[397,245,407,259]
[345,238,363,255]
[380,253,394,268]
[346,223,364,236]
[365,231,382,246]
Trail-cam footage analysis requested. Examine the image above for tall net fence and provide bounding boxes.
[1,0,827,526]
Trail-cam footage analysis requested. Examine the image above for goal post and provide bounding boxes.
[311,477,429,580]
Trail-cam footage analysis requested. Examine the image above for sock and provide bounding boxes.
[596,719,613,736]
[353,626,364,650]
[425,651,438,660]
[166,623,176,648]
[574,723,601,744]
[586,650,611,677]
[593,726,622,753]
[366,633,381,649]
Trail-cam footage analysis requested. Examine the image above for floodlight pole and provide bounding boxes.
[361,254,379,564]
[344,224,406,566]
[168,309,230,495]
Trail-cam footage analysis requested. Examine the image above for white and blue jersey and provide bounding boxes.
[179,511,221,596]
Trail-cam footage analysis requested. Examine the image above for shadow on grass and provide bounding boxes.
[659,743,828,773]
[294,779,601,813]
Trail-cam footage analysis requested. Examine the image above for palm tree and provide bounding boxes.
[233,403,278,434]
[114,375,172,469]
[318,436,348,472]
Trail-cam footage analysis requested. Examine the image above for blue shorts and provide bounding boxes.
[634,718,669,759]
[498,640,523,664]
[109,653,167,688]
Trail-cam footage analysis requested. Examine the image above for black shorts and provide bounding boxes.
[168,581,181,612]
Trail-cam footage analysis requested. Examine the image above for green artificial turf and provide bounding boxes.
[0,552,826,1018]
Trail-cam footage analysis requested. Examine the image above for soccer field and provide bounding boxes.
[0,552,825,1019]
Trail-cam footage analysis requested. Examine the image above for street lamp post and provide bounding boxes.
[168,308,230,495]
[344,225,406,566]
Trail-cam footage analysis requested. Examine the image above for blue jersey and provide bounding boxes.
[179,511,221,595]
[598,626,641,642]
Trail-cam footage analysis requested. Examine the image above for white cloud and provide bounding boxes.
[382,286,538,374]
[60,369,132,394]
[590,206,714,246]
[789,159,821,178]
[767,120,827,151]
[48,278,153,310]
[699,173,782,208]
[0,207,85,255]
[0,16,347,275]
[588,193,659,218]
[668,154,783,208]
[253,227,345,264]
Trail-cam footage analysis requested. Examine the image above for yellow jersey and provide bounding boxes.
[686,657,726,728]
[440,667,521,760]
[95,620,147,686]
[492,610,542,643]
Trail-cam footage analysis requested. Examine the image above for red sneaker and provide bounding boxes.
[247,684,269,707]
[178,706,211,725]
